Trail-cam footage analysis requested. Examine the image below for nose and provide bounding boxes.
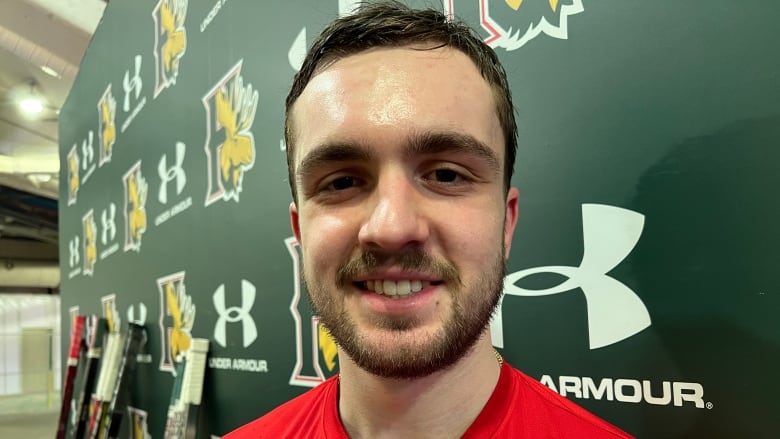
[358,171,429,251]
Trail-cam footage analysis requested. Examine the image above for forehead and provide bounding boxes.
[290,46,504,163]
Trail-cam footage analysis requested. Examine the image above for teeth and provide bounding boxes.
[396,280,410,296]
[362,279,433,297]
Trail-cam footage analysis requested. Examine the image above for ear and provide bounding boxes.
[503,187,519,260]
[290,201,302,244]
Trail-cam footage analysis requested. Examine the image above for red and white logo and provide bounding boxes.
[445,0,584,51]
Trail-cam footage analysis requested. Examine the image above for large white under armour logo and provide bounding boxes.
[158,142,187,204]
[101,203,117,244]
[491,204,651,350]
[213,280,257,348]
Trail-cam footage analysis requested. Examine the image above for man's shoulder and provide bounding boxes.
[223,376,339,439]
[505,366,634,438]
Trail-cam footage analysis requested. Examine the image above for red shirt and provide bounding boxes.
[225,362,634,438]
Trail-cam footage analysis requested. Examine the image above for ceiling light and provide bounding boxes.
[39,65,61,79]
[15,79,47,118]
[19,97,44,116]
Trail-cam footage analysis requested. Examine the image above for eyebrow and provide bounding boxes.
[296,141,371,184]
[407,132,500,174]
[295,131,501,183]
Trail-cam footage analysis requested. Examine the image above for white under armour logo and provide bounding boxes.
[213,280,257,348]
[158,142,187,204]
[81,131,94,169]
[491,204,651,350]
[123,55,143,112]
[101,203,117,244]
[69,236,80,267]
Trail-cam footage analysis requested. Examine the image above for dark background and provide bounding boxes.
[59,1,780,437]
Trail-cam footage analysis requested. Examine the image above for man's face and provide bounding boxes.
[289,46,519,378]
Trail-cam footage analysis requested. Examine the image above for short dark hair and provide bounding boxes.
[285,0,517,202]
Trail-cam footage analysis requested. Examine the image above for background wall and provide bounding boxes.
[0,294,60,396]
[58,0,780,438]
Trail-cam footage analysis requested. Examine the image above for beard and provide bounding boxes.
[303,246,506,379]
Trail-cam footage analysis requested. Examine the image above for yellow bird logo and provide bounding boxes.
[215,78,257,191]
[83,214,97,272]
[68,151,79,200]
[102,298,120,333]
[318,323,339,372]
[131,413,144,439]
[506,0,560,12]
[165,280,194,361]
[127,171,147,243]
[160,0,187,76]
[99,92,116,160]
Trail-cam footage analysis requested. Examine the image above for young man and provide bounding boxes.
[227,2,633,438]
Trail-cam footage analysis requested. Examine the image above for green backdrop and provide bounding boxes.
[59,0,780,437]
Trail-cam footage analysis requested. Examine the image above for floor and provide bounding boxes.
[0,393,60,439]
[0,411,58,439]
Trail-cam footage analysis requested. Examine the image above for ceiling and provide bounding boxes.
[0,0,105,284]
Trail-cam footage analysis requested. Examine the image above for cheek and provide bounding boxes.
[300,212,357,266]
[442,206,505,262]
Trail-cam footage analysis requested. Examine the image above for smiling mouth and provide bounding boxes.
[354,280,444,299]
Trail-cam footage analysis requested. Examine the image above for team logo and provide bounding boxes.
[157,271,195,373]
[202,61,258,206]
[101,294,121,333]
[82,209,97,276]
[212,280,258,348]
[128,407,151,439]
[84,315,104,348]
[69,306,80,333]
[67,145,80,205]
[491,204,651,350]
[152,0,188,98]
[122,161,148,252]
[318,322,338,373]
[286,237,339,387]
[98,85,117,166]
[445,0,583,50]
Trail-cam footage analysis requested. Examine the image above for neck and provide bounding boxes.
[336,336,501,439]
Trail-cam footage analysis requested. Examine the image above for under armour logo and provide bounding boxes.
[158,142,187,204]
[123,55,143,112]
[81,131,94,169]
[69,236,80,267]
[127,303,148,326]
[101,203,117,244]
[491,204,651,350]
[338,0,360,16]
[213,280,257,348]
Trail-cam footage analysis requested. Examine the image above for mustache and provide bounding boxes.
[337,248,461,286]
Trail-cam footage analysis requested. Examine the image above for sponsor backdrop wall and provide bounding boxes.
[58,0,779,437]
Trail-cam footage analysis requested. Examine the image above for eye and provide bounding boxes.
[329,176,357,191]
[423,166,470,185]
[432,169,460,183]
[317,174,367,195]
